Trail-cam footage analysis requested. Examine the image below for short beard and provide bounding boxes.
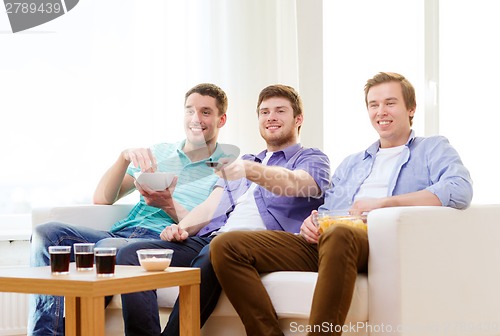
[260,129,295,149]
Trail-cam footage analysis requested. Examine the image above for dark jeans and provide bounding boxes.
[210,227,369,336]
[116,236,221,336]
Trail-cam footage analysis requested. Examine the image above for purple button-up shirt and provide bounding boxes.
[197,143,331,236]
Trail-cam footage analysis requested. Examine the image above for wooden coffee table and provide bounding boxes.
[0,264,200,336]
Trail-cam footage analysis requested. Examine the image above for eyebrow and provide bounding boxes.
[368,97,399,104]
[259,105,289,111]
[185,105,214,111]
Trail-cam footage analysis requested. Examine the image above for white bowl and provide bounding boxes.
[133,172,175,191]
[136,249,173,271]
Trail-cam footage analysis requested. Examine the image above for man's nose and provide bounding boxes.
[376,106,387,116]
[190,111,201,122]
[267,111,278,120]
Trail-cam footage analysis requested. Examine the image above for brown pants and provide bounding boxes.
[210,226,369,336]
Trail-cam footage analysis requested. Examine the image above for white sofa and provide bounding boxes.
[32,204,500,336]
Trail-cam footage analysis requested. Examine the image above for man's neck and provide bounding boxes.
[266,140,299,153]
[183,141,217,162]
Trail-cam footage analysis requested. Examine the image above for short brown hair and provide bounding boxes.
[364,72,416,126]
[185,83,228,116]
[256,84,303,133]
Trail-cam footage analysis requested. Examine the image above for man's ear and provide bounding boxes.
[295,113,303,127]
[218,114,227,128]
[409,106,416,117]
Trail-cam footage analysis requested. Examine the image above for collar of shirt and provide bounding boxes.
[244,143,303,163]
[364,130,415,159]
[175,140,231,164]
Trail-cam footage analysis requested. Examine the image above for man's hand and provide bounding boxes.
[135,177,178,209]
[350,198,384,215]
[215,158,247,180]
[160,224,189,242]
[299,210,320,244]
[123,147,157,172]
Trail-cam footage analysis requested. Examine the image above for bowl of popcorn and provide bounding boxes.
[313,210,367,234]
[136,249,173,271]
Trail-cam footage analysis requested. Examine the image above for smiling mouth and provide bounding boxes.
[378,120,391,125]
[189,125,205,132]
[266,125,281,130]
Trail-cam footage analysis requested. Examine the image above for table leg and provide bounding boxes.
[79,296,105,336]
[65,296,78,336]
[179,283,200,336]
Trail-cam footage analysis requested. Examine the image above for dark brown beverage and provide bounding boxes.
[75,252,94,270]
[96,254,116,276]
[50,252,70,274]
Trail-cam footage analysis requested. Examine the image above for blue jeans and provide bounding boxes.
[117,236,221,336]
[28,222,160,336]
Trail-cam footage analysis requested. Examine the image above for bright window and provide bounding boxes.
[439,0,500,204]
[323,0,497,204]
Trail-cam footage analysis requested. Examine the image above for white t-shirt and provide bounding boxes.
[216,151,274,233]
[354,145,405,201]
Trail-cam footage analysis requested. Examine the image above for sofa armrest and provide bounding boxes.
[32,204,135,231]
[367,205,500,335]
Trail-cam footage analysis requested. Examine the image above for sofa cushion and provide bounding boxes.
[208,272,368,323]
[110,271,368,323]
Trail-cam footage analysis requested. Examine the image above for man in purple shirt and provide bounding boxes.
[116,84,331,336]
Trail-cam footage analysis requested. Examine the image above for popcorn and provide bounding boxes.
[317,215,367,233]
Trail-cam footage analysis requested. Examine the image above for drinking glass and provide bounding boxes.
[94,247,117,277]
[48,246,71,275]
[74,243,95,271]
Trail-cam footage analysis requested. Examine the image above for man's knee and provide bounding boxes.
[33,222,64,239]
[116,243,141,265]
[318,225,368,256]
[96,237,129,249]
[319,224,355,244]
[318,225,368,268]
[210,233,229,262]
[210,232,240,266]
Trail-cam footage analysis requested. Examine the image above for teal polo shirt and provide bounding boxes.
[110,140,227,234]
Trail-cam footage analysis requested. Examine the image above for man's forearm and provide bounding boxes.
[178,187,224,236]
[161,200,189,224]
[93,155,133,204]
[244,161,320,197]
[382,190,442,207]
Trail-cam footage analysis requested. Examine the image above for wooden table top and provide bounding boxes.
[0,264,200,297]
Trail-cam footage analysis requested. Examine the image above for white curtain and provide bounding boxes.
[0,0,303,213]
[179,0,301,154]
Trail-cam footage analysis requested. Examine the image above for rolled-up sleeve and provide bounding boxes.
[425,136,473,209]
[292,148,331,198]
